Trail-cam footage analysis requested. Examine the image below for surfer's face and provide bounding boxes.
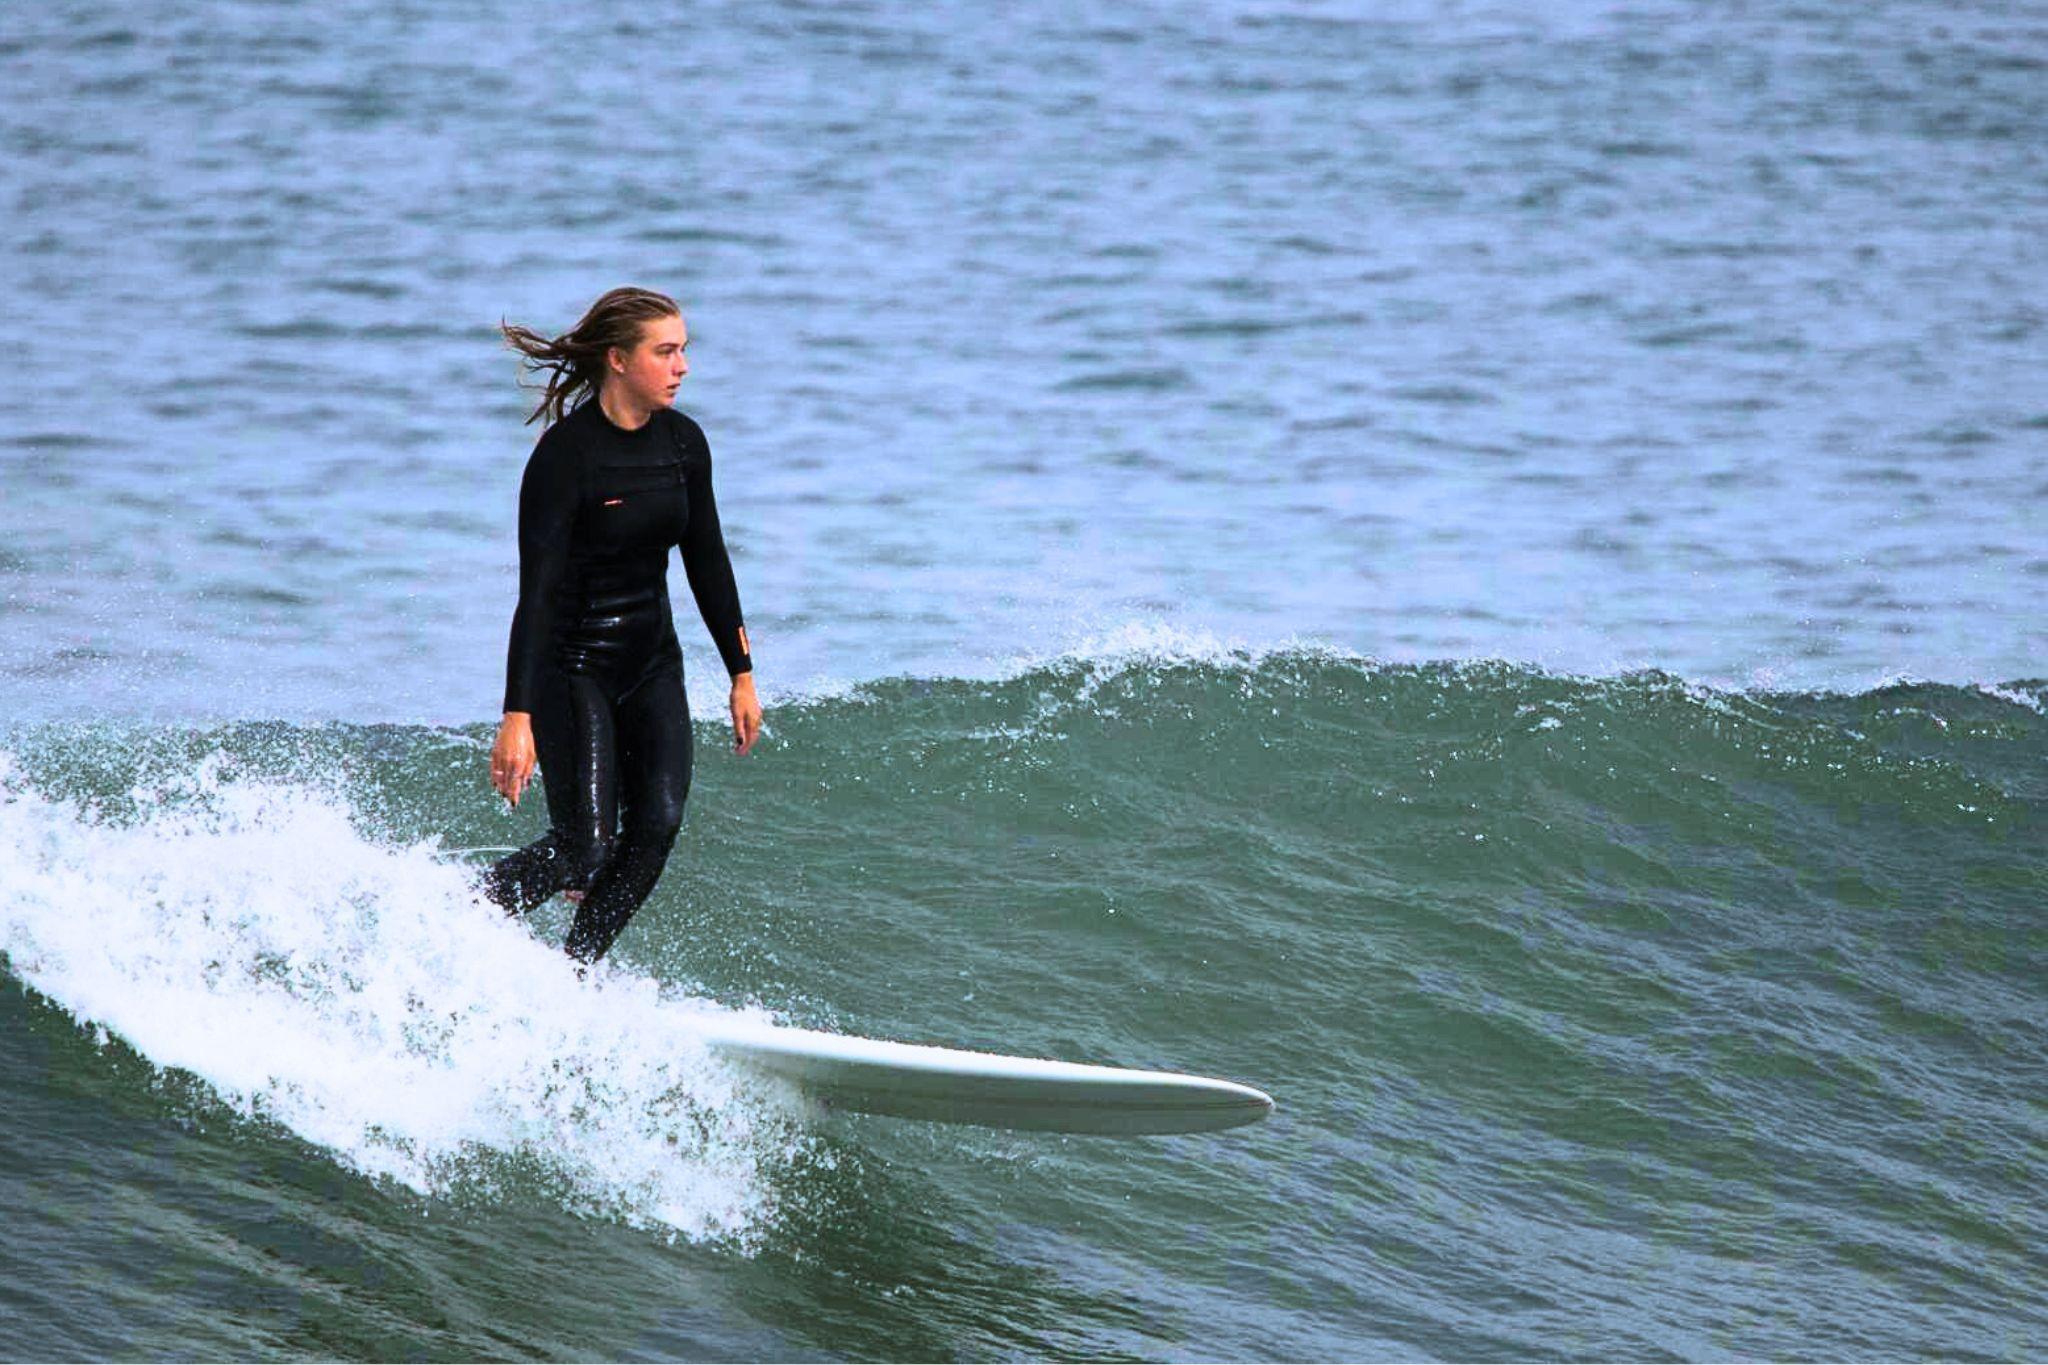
[608,313,689,412]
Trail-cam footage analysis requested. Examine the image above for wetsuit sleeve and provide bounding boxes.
[677,423,753,677]
[503,433,578,713]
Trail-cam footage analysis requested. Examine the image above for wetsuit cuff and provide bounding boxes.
[721,624,752,679]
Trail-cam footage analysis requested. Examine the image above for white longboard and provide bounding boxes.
[690,1015,1274,1135]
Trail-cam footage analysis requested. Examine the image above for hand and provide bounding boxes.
[491,712,538,806]
[730,673,762,755]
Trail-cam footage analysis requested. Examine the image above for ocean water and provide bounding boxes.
[2,0,2045,1360]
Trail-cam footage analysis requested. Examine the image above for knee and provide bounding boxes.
[482,835,566,914]
[627,811,682,856]
[628,782,687,855]
[567,827,615,884]
[619,791,683,858]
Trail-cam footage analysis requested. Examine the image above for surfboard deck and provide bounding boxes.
[689,1015,1274,1135]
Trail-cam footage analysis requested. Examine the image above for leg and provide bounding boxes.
[482,672,620,914]
[564,671,693,962]
[480,831,569,915]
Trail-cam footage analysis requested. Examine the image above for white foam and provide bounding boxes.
[1973,681,2045,714]
[0,752,806,1247]
[772,617,1377,714]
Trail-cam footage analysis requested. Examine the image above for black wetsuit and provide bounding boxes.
[482,399,751,962]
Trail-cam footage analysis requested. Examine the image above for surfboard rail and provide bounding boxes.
[691,1017,1275,1136]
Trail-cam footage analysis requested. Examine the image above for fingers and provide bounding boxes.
[490,755,532,807]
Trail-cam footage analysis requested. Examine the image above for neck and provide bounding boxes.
[597,381,651,431]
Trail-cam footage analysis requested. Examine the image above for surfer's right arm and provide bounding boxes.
[493,432,577,807]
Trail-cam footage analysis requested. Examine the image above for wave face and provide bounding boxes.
[4,653,2043,1359]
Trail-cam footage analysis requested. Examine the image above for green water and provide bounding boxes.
[3,654,2042,1358]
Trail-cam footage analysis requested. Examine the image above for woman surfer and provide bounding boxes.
[482,286,762,962]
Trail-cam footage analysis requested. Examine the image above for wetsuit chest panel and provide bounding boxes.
[581,460,690,556]
[504,404,749,715]
[551,411,694,686]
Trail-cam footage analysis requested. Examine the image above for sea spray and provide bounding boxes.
[0,749,810,1246]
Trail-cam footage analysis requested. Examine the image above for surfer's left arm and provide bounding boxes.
[676,417,762,755]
